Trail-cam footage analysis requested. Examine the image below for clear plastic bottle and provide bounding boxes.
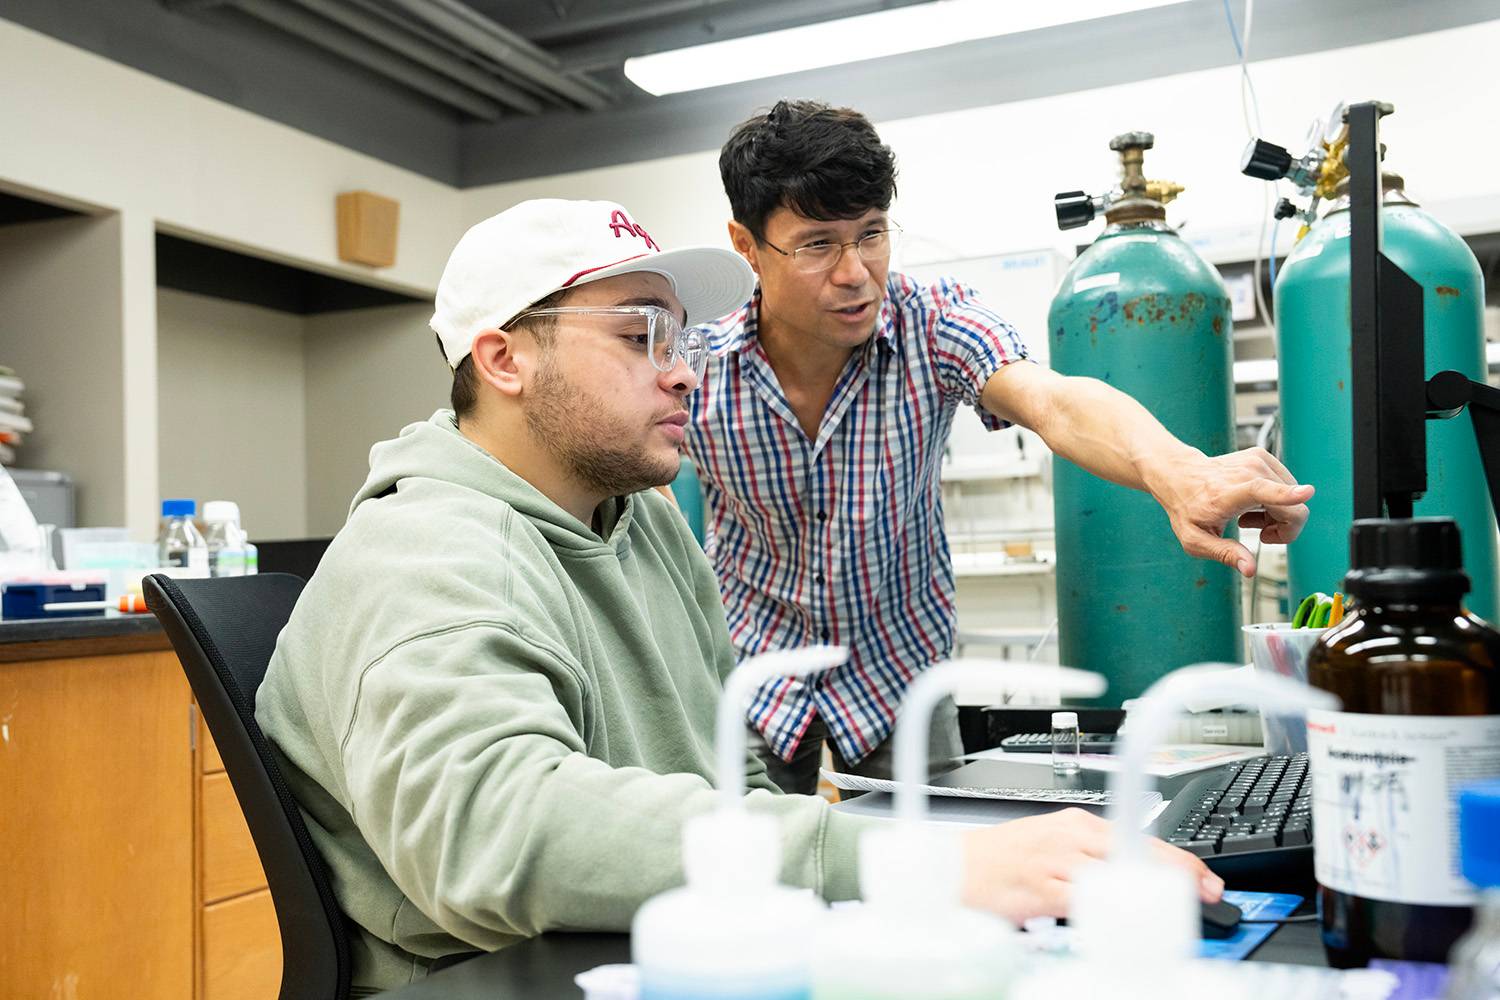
[633,648,846,1000]
[157,498,208,576]
[813,660,1104,1000]
[1307,518,1500,967]
[1445,781,1500,1000]
[203,501,247,578]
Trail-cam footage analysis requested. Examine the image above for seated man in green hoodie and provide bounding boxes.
[256,198,1222,994]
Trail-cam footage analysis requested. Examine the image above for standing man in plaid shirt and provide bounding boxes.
[686,100,1313,792]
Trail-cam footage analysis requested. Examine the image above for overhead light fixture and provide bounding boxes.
[624,0,1186,97]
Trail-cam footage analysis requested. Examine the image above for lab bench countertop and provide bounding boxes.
[0,611,167,662]
[380,920,1329,999]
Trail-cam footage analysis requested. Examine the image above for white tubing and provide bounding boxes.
[716,646,849,806]
[893,660,1107,826]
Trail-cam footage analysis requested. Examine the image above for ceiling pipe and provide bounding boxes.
[281,0,545,113]
[226,0,504,118]
[339,0,568,108]
[524,0,729,43]
[380,0,613,110]
[162,0,585,117]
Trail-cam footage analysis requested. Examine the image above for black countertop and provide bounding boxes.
[0,611,162,645]
[381,919,1330,999]
[0,611,168,661]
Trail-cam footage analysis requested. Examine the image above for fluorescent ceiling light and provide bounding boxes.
[624,0,1186,96]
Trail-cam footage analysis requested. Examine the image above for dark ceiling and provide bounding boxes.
[2,0,1495,188]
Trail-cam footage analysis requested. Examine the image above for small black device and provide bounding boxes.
[1200,899,1244,939]
[998,731,1122,754]
[1154,753,1314,892]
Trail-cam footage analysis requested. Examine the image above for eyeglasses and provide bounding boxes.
[761,225,903,274]
[509,305,708,381]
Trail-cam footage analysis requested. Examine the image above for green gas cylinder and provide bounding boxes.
[1275,177,1496,620]
[1049,132,1240,703]
[669,455,706,545]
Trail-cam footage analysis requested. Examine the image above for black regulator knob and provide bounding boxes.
[1274,197,1299,220]
[1054,191,1097,230]
[1241,138,1294,181]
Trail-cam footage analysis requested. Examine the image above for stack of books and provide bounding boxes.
[0,367,32,465]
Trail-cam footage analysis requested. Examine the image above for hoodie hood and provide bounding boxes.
[352,410,634,557]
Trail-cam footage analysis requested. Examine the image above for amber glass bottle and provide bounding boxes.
[1307,518,1500,968]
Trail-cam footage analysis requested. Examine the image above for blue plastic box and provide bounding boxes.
[2,581,107,619]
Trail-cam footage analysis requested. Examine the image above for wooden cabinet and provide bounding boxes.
[0,634,280,1000]
[0,646,195,1000]
[196,716,282,1000]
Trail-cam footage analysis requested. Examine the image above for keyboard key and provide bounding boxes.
[1222,832,1278,852]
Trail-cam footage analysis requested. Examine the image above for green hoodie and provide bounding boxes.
[255,411,866,993]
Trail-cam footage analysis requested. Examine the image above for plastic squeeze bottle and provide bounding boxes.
[633,647,847,1000]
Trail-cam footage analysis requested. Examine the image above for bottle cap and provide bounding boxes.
[202,501,241,525]
[161,498,196,517]
[1459,781,1500,889]
[573,964,639,1000]
[1345,518,1469,598]
[1052,711,1079,729]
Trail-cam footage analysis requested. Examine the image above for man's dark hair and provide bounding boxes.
[719,99,897,242]
[438,288,567,420]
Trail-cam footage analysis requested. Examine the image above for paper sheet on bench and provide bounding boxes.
[820,768,1163,811]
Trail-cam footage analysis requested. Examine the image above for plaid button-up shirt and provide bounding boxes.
[685,272,1031,763]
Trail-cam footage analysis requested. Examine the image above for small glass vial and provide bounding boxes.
[1051,711,1081,777]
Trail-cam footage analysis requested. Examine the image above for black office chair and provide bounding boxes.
[145,572,350,1000]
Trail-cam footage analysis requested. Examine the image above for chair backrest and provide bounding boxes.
[145,573,349,1000]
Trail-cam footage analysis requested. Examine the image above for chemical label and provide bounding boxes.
[1072,271,1119,292]
[1307,709,1500,906]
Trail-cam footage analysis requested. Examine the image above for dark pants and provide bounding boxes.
[746,696,964,795]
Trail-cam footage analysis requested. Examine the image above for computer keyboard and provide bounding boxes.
[1153,753,1314,888]
[999,731,1122,754]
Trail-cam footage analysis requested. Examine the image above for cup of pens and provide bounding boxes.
[1242,593,1343,754]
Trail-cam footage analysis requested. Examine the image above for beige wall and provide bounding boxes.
[0,214,126,526]
[0,20,458,299]
[156,289,309,538]
[302,303,447,536]
[155,292,443,540]
[0,19,461,537]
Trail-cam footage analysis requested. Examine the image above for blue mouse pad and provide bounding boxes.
[1198,891,1304,961]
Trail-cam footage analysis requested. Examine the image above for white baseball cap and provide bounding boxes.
[430,198,755,369]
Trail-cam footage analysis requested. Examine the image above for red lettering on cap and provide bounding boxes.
[608,209,659,252]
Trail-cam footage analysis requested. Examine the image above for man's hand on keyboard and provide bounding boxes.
[959,807,1226,923]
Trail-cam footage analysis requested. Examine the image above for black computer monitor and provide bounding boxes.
[1346,101,1500,534]
[251,537,333,581]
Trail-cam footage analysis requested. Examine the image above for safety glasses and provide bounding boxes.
[511,305,708,380]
